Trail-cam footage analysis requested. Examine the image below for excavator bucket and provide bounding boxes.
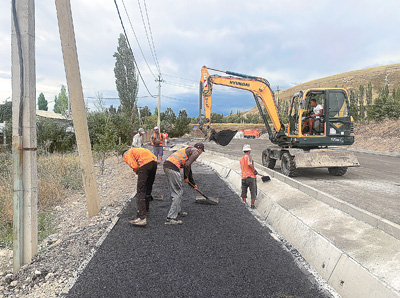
[209,129,237,146]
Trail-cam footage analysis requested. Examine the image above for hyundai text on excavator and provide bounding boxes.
[199,66,360,177]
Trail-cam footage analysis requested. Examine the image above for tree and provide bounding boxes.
[37,93,48,111]
[172,109,190,137]
[211,112,224,123]
[140,106,151,118]
[162,107,176,131]
[0,101,12,122]
[53,85,69,114]
[113,33,139,123]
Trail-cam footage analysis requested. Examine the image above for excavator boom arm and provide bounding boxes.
[200,66,283,134]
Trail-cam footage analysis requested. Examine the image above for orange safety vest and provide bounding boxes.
[123,148,157,173]
[240,154,256,179]
[152,132,163,146]
[166,147,189,169]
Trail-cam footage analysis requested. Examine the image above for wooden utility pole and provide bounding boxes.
[55,0,100,217]
[11,0,37,272]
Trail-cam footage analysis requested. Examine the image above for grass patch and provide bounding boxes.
[38,211,58,243]
[0,152,83,249]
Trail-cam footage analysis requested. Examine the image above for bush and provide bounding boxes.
[37,118,75,153]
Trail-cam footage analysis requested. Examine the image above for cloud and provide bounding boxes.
[2,0,400,116]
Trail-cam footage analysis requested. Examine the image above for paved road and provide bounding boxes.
[67,153,334,297]
[202,138,400,225]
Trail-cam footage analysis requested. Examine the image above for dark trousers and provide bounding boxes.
[241,177,257,201]
[136,161,157,218]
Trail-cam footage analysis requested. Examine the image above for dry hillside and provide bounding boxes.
[245,63,400,115]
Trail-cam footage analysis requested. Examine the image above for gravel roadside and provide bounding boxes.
[0,155,135,297]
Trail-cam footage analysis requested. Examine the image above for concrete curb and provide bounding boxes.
[198,151,400,298]
[204,150,400,242]
[347,147,400,158]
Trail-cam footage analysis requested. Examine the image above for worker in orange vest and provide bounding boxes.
[163,143,204,225]
[240,144,257,209]
[151,126,164,164]
[123,147,157,227]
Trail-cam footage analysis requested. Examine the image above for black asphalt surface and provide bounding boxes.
[67,157,331,297]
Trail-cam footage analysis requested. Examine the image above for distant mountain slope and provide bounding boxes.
[245,63,400,115]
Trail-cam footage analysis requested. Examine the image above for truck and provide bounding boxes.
[199,66,360,176]
[242,129,260,139]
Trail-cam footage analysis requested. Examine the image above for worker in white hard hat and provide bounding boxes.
[132,128,145,148]
[240,144,257,209]
[151,126,164,163]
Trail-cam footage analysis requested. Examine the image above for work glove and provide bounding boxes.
[254,170,258,176]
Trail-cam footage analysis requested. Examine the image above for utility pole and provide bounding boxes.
[156,75,163,129]
[11,0,37,272]
[55,0,100,217]
[276,85,280,106]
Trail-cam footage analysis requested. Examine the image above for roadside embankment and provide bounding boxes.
[198,150,400,298]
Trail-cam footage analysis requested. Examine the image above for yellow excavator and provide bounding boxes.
[199,65,360,176]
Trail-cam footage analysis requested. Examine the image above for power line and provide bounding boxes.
[142,0,161,74]
[120,0,156,79]
[163,80,198,90]
[137,0,161,75]
[113,0,155,98]
[162,73,198,83]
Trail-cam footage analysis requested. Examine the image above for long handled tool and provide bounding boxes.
[257,173,271,182]
[188,182,219,205]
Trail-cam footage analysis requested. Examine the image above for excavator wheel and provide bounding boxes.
[328,167,348,176]
[262,149,276,169]
[281,152,297,177]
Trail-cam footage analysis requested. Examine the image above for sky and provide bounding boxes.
[1,0,400,117]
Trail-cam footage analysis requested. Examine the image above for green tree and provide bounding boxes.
[367,83,389,121]
[53,85,69,114]
[211,112,224,123]
[113,33,139,123]
[140,106,151,118]
[162,107,176,131]
[36,118,75,153]
[172,109,190,137]
[0,101,12,122]
[37,93,48,111]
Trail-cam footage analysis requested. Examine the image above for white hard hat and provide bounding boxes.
[243,144,251,151]
[154,126,159,130]
[138,128,145,133]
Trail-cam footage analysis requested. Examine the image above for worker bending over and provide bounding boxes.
[240,144,257,209]
[123,147,157,227]
[163,143,205,225]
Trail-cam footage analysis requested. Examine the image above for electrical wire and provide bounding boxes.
[137,0,161,75]
[162,73,198,83]
[121,0,156,79]
[143,0,161,75]
[163,80,198,90]
[113,0,156,98]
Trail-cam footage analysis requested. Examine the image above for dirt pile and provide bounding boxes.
[353,119,400,152]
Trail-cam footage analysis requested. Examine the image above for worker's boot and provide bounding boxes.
[251,200,255,209]
[242,197,247,204]
[129,217,147,227]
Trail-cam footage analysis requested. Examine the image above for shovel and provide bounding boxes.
[257,173,271,182]
[188,182,219,205]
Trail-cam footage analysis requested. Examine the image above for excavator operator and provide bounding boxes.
[301,98,323,136]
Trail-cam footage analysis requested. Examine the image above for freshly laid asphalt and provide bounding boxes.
[67,159,333,297]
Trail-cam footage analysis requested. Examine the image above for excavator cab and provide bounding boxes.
[287,88,355,148]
